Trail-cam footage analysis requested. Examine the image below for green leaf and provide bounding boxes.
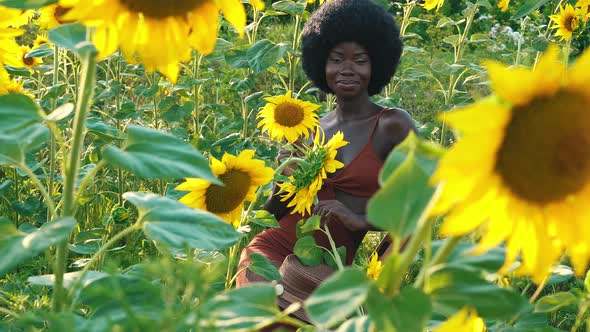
[300,215,321,234]
[77,274,164,322]
[247,39,290,75]
[45,103,74,122]
[323,246,346,270]
[48,23,96,55]
[124,192,242,250]
[103,125,218,182]
[426,266,530,319]
[511,0,552,19]
[0,180,14,196]
[200,284,280,331]
[27,271,108,289]
[0,93,44,132]
[468,33,492,43]
[87,118,125,141]
[366,286,431,332]
[367,133,440,237]
[443,35,460,48]
[0,0,57,8]
[432,240,505,272]
[0,217,76,276]
[272,0,306,15]
[585,270,590,292]
[250,210,280,228]
[0,125,50,166]
[436,17,463,28]
[293,235,323,266]
[534,292,578,313]
[306,268,371,327]
[248,253,282,281]
[546,265,574,286]
[336,316,372,332]
[0,217,19,240]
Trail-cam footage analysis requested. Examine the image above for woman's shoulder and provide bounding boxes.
[379,107,416,135]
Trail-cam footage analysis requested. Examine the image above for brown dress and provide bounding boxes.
[236,108,388,287]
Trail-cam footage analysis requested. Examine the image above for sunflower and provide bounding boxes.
[257,91,320,143]
[366,252,383,281]
[576,0,590,21]
[0,26,24,94]
[33,34,52,49]
[549,4,583,41]
[4,79,34,99]
[1,7,34,27]
[17,45,43,71]
[278,129,348,215]
[498,0,510,12]
[59,0,248,83]
[176,150,274,227]
[38,4,74,29]
[434,307,486,332]
[431,46,590,283]
[421,0,444,11]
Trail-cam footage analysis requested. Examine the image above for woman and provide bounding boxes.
[237,0,414,302]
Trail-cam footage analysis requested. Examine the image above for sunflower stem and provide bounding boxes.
[382,185,442,296]
[413,235,462,288]
[47,45,60,223]
[52,45,97,313]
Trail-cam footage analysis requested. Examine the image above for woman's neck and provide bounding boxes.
[334,95,378,122]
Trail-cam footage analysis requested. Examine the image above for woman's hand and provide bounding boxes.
[313,200,366,231]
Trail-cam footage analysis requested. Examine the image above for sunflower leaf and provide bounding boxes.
[0,217,76,276]
[124,192,242,251]
[103,125,219,183]
[306,268,370,328]
[368,133,441,237]
[511,0,552,19]
[293,235,323,266]
[248,253,282,281]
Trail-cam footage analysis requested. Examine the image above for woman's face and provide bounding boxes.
[325,41,371,98]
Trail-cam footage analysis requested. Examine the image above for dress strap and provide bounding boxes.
[367,107,388,141]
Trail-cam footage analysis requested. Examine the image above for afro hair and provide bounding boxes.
[300,0,402,96]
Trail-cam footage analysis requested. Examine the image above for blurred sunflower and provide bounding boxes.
[549,4,583,41]
[434,307,486,332]
[4,79,34,98]
[366,252,382,281]
[278,129,348,215]
[38,4,74,29]
[421,0,444,11]
[0,7,34,27]
[431,46,590,283]
[17,45,43,71]
[257,91,320,143]
[498,0,510,12]
[59,0,249,83]
[576,0,590,20]
[33,34,51,49]
[0,25,24,94]
[176,150,274,227]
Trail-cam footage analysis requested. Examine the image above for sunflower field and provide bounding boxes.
[1,0,590,331]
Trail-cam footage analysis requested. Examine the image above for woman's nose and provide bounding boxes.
[339,62,354,75]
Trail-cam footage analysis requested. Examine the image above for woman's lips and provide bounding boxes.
[336,80,359,89]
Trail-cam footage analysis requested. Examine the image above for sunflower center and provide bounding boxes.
[54,6,73,24]
[22,54,34,66]
[495,90,590,204]
[118,0,203,18]
[273,102,305,127]
[564,15,579,32]
[205,169,251,213]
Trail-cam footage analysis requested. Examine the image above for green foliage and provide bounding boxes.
[0,217,76,276]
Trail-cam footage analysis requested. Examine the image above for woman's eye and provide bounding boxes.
[330,57,341,63]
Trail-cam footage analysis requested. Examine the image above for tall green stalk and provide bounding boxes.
[47,46,60,222]
[52,46,97,312]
